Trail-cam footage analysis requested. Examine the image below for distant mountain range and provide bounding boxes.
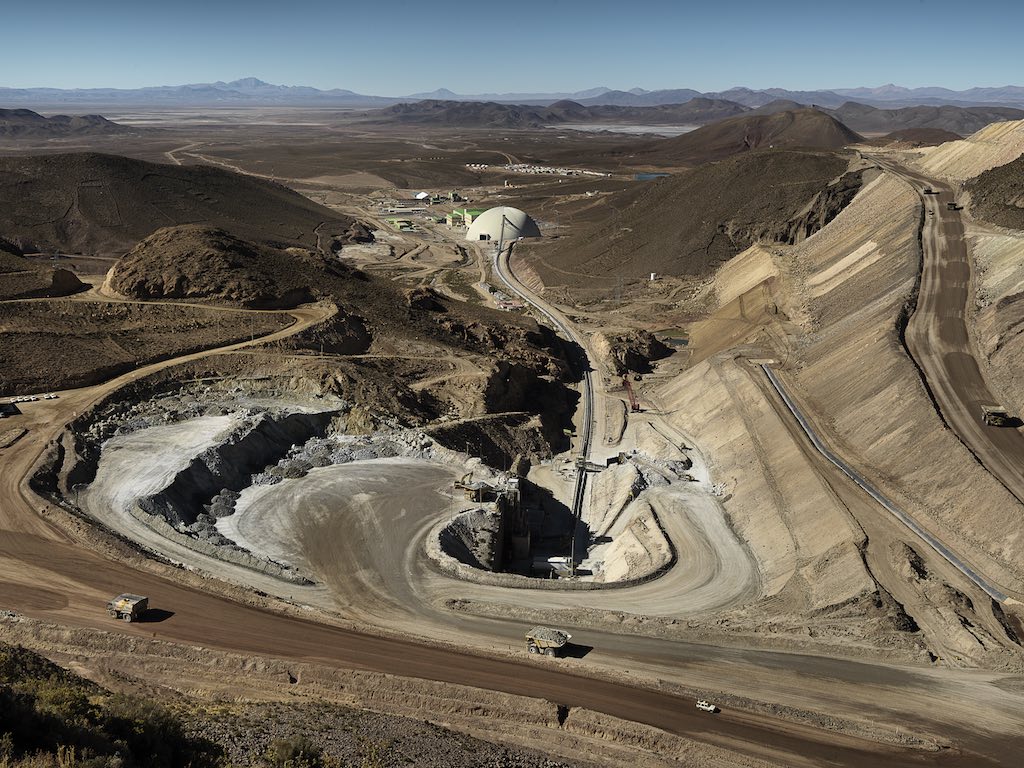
[3,78,1024,109]
[362,97,1024,138]
[366,98,748,129]
[0,78,396,107]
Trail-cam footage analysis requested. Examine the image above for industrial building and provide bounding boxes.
[446,208,486,228]
[464,206,541,242]
[385,218,416,231]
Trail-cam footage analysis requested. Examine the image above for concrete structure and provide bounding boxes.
[446,208,486,228]
[385,218,415,231]
[464,206,541,243]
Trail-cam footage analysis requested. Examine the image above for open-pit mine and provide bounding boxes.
[3,101,1024,768]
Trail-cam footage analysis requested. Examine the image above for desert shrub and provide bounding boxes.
[265,737,323,768]
[0,644,220,768]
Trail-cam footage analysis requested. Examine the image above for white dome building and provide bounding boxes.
[465,206,541,243]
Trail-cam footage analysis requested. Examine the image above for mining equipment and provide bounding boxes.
[946,201,963,210]
[981,404,1012,426]
[107,594,148,622]
[696,700,719,713]
[525,626,572,656]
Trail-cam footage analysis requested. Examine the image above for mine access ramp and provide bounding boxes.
[107,594,148,622]
[525,626,572,657]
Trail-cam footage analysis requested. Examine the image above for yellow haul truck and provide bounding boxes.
[525,626,572,657]
[107,594,148,622]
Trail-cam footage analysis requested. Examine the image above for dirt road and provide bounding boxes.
[878,159,1024,564]
[0,528,1007,768]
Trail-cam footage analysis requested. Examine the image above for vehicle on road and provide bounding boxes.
[696,700,718,713]
[946,201,963,210]
[525,626,572,657]
[923,187,936,194]
[107,594,148,622]
[981,404,1012,427]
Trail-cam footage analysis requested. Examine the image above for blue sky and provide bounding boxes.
[3,0,1022,94]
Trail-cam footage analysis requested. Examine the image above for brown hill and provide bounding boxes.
[110,225,340,309]
[875,128,963,147]
[0,108,132,137]
[368,100,551,128]
[826,101,1024,136]
[618,109,863,167]
[522,149,862,284]
[0,153,351,255]
[967,154,1024,229]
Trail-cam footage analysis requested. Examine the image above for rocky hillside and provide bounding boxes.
[0,247,86,300]
[826,101,1024,136]
[0,108,133,137]
[0,641,580,768]
[109,226,571,376]
[523,149,862,284]
[591,330,673,375]
[111,225,345,309]
[0,153,351,255]
[0,641,220,767]
[966,154,1024,229]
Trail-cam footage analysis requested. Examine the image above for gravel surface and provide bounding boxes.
[181,701,584,768]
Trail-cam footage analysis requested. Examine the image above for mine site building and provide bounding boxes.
[446,208,486,228]
[464,206,542,242]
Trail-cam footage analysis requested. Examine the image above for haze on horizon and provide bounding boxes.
[4,0,1022,96]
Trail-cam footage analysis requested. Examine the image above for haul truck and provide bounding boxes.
[525,626,572,657]
[107,594,148,623]
[981,404,1011,427]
